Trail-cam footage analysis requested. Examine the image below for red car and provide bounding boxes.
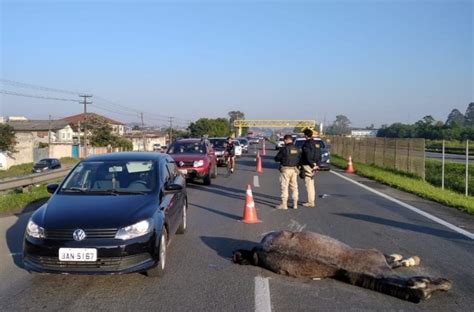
[167,138,218,185]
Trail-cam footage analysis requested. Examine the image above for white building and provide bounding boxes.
[350,129,378,138]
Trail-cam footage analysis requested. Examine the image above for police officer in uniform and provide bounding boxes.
[274,134,301,210]
[300,128,321,208]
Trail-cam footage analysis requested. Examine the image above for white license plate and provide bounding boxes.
[58,248,97,262]
[179,169,188,175]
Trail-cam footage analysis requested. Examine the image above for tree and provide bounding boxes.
[464,102,474,126]
[0,124,16,153]
[228,110,248,135]
[90,124,116,147]
[326,115,351,135]
[188,118,230,137]
[445,109,464,127]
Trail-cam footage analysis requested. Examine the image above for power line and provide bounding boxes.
[0,90,79,102]
[1,79,194,125]
[0,79,84,95]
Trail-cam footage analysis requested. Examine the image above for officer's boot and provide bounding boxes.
[276,198,288,210]
[293,201,298,209]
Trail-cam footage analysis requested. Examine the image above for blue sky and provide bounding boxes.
[1,0,472,128]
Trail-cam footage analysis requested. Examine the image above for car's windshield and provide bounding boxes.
[36,159,50,165]
[233,141,241,146]
[238,138,248,145]
[210,139,226,149]
[168,142,206,154]
[60,160,157,194]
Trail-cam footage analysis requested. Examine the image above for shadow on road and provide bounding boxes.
[200,236,258,259]
[190,203,241,221]
[6,197,49,269]
[188,184,279,207]
[334,213,471,241]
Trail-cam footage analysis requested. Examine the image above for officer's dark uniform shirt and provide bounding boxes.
[274,143,301,167]
[300,139,322,168]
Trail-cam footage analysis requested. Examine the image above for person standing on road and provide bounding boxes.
[274,134,301,210]
[299,128,321,208]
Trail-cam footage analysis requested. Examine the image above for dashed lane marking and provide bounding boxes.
[255,276,272,312]
[330,170,474,240]
[253,175,260,188]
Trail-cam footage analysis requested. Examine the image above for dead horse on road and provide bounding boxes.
[233,231,452,303]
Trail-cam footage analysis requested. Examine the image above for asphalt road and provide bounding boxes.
[425,152,474,163]
[1,145,473,311]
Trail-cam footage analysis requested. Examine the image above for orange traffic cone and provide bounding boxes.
[256,152,263,173]
[346,156,355,173]
[262,140,266,156]
[242,185,261,224]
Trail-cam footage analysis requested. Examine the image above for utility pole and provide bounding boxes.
[141,112,146,151]
[48,114,52,157]
[169,117,174,144]
[79,95,93,157]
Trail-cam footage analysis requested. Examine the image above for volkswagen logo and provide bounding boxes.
[179,161,185,167]
[73,229,86,241]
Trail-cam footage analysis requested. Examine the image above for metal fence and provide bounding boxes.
[327,136,425,179]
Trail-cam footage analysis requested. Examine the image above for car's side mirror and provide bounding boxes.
[47,183,59,194]
[164,183,183,193]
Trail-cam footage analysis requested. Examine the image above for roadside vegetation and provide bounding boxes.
[0,157,78,180]
[331,155,474,214]
[425,159,474,195]
[0,185,51,214]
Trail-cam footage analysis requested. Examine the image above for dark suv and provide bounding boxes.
[167,138,218,185]
[294,137,331,171]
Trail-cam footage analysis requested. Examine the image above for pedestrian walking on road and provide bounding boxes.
[299,128,321,208]
[274,134,301,210]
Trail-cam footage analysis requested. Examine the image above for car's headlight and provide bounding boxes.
[27,219,45,239]
[193,160,204,167]
[115,219,153,240]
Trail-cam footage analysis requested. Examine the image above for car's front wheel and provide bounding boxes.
[146,228,167,277]
[203,172,211,185]
[176,199,187,234]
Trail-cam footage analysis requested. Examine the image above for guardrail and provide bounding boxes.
[0,167,73,192]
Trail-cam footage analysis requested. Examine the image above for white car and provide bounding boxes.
[276,137,285,150]
[233,140,243,157]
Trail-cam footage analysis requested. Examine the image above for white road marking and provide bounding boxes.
[330,170,474,240]
[255,276,272,312]
[253,175,260,188]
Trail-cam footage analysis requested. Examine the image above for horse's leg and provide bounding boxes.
[385,254,421,269]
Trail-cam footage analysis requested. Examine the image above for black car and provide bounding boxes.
[33,158,61,173]
[23,152,187,277]
[209,137,228,166]
[294,138,331,171]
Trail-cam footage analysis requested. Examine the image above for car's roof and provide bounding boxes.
[84,152,171,162]
[209,137,227,140]
[39,158,58,161]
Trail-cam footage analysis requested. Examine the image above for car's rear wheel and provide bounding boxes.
[176,199,187,234]
[146,228,167,277]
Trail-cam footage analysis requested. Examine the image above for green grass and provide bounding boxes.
[0,157,79,180]
[0,185,51,214]
[331,155,474,214]
[426,159,473,195]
